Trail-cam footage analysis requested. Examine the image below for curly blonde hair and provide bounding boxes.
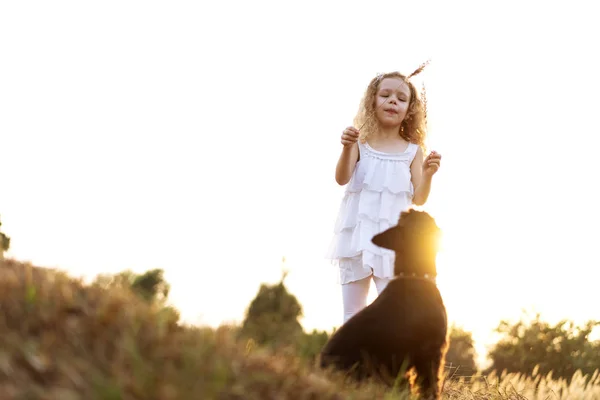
[354,66,429,150]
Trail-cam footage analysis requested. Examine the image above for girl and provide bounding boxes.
[327,69,442,323]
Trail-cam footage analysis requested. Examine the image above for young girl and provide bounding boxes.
[327,69,442,323]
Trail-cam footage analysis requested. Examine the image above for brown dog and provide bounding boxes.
[320,209,448,399]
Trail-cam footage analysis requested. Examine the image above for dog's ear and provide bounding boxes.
[372,226,402,250]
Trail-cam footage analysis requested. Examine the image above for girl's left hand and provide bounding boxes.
[423,151,441,177]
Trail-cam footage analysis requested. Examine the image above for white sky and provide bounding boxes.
[1,1,599,365]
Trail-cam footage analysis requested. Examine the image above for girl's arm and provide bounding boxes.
[335,143,359,185]
[411,147,433,206]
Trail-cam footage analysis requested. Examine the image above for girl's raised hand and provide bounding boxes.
[423,151,442,177]
[341,126,360,147]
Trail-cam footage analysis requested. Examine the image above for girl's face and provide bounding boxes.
[374,77,411,128]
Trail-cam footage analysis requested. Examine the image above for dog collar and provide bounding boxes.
[396,272,437,284]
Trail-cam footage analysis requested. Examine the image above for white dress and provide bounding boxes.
[327,140,419,284]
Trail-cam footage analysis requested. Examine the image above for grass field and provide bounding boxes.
[1,258,598,399]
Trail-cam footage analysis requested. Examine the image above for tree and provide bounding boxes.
[92,267,179,328]
[297,328,331,363]
[130,268,170,304]
[0,215,10,259]
[485,310,600,382]
[445,324,478,378]
[239,270,304,350]
[93,268,170,305]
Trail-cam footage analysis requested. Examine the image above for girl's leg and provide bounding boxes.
[373,275,392,294]
[341,276,371,323]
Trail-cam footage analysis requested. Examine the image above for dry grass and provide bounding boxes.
[441,368,600,400]
[0,258,598,400]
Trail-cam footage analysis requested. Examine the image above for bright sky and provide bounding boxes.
[1,1,599,366]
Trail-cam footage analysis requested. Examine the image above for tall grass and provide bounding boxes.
[0,258,598,399]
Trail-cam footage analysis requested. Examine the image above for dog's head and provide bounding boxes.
[372,209,441,278]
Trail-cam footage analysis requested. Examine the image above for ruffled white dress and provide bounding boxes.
[327,140,419,284]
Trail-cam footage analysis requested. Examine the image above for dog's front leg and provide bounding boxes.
[413,355,443,400]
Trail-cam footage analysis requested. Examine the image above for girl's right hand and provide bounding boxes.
[341,126,360,147]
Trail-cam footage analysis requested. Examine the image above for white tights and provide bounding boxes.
[341,275,391,323]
